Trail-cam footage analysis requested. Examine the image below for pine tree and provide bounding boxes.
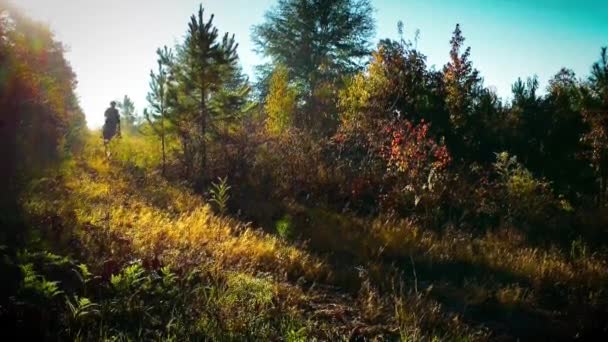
[117,95,137,132]
[209,65,255,139]
[253,0,375,134]
[170,5,248,181]
[145,46,173,175]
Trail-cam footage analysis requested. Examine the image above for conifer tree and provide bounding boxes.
[253,0,375,133]
[117,95,137,132]
[170,5,247,181]
[145,46,173,175]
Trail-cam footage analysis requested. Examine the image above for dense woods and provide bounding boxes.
[2,1,608,340]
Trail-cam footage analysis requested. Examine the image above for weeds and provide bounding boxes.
[210,176,231,215]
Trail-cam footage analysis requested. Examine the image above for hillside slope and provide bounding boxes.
[6,133,606,341]
[6,134,486,340]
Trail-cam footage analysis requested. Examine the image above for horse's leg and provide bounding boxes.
[104,139,110,159]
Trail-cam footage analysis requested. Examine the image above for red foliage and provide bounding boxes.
[383,119,451,178]
[331,117,452,213]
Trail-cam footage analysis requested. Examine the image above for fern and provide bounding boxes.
[66,295,100,320]
[20,263,63,300]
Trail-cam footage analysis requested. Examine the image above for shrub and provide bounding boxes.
[254,129,327,201]
[276,215,294,240]
[493,152,564,227]
[383,120,451,202]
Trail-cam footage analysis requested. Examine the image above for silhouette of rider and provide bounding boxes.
[103,101,121,143]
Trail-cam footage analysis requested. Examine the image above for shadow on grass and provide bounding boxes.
[280,206,607,341]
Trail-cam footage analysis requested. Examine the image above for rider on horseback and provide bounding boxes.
[103,101,121,143]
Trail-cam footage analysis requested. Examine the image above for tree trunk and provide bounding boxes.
[0,89,18,206]
[200,86,207,181]
[160,88,167,176]
[161,112,166,176]
[601,170,607,207]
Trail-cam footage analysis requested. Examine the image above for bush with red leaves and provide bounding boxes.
[380,119,452,213]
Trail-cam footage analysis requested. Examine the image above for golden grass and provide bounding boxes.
[288,204,607,336]
[25,133,329,284]
[371,216,587,277]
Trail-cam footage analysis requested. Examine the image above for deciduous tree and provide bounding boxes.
[265,64,296,135]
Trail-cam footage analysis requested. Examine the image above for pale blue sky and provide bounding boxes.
[14,0,608,128]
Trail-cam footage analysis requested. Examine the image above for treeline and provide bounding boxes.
[137,1,607,228]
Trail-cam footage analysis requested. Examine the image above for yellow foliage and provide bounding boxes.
[265,65,296,135]
[338,50,390,131]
